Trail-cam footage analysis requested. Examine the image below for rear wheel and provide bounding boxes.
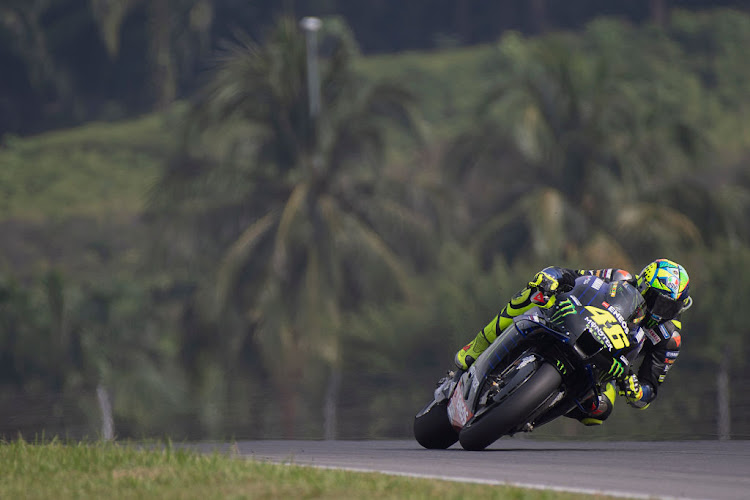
[458,362,561,451]
[414,400,459,449]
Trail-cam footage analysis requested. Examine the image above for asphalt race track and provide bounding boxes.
[193,439,750,500]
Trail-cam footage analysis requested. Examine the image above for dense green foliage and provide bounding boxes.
[1,8,750,441]
[2,1,747,137]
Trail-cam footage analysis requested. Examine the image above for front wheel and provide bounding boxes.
[414,399,459,449]
[458,362,562,451]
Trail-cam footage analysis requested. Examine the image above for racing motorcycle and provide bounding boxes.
[414,274,647,451]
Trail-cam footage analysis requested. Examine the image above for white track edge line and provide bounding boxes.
[265,460,701,500]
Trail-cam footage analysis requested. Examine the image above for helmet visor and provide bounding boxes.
[643,287,683,322]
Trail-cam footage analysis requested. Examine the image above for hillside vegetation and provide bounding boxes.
[1,9,750,442]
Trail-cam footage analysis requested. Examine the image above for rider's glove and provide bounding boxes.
[529,270,560,304]
[529,267,577,300]
[618,373,650,409]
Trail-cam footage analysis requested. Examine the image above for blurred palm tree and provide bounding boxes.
[90,0,214,108]
[443,25,706,269]
[0,0,78,118]
[152,16,434,437]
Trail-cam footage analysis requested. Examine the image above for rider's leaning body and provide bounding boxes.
[454,260,691,425]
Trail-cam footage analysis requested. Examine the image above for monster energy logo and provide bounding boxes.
[608,359,625,379]
[555,359,567,375]
[550,298,576,323]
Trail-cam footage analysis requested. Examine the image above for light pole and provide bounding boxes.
[300,16,322,120]
[301,16,336,440]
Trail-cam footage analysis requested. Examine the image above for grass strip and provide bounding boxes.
[0,439,622,499]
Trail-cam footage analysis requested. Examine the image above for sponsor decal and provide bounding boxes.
[609,282,618,297]
[601,301,629,334]
[592,278,604,290]
[644,328,661,345]
[659,324,671,339]
[570,295,582,306]
[584,306,630,350]
[666,351,679,358]
[531,291,547,304]
[607,358,626,378]
[590,397,605,415]
[664,269,680,296]
[634,327,645,344]
[585,317,613,349]
[447,380,473,428]
[518,356,536,369]
[672,332,682,348]
[664,358,675,365]
[555,359,567,375]
[470,366,480,391]
[550,299,576,324]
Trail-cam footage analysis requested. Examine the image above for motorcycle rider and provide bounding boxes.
[454,258,691,425]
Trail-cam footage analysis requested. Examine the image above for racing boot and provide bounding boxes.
[455,329,492,370]
[578,381,617,426]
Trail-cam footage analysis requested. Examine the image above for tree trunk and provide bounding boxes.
[280,383,298,438]
[529,0,549,35]
[650,0,670,28]
[323,362,342,440]
[454,0,470,45]
[96,384,115,441]
[717,352,731,441]
[148,0,176,109]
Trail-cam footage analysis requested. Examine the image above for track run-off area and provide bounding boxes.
[190,439,750,500]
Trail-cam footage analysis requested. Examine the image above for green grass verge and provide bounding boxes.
[0,439,619,500]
